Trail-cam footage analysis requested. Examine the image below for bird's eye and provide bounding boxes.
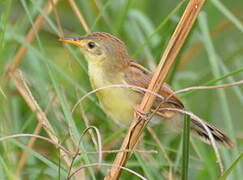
[88,41,95,49]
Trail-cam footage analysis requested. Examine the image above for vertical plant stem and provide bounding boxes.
[0,0,12,48]
[182,114,190,180]
[106,1,206,179]
[116,0,134,34]
[199,12,242,178]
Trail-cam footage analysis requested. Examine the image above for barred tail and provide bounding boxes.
[190,118,234,148]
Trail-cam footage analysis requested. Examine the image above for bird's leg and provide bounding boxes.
[133,105,150,122]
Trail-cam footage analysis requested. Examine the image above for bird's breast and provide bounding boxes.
[88,63,141,126]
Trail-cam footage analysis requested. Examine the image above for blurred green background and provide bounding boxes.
[0,0,243,179]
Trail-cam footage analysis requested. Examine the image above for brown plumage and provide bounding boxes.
[60,32,234,148]
[124,59,233,148]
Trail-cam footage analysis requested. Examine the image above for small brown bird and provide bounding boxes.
[60,32,234,148]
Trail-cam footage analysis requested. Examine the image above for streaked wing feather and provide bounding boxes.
[124,61,184,110]
[124,61,234,148]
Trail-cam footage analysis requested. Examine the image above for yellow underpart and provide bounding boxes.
[88,62,141,126]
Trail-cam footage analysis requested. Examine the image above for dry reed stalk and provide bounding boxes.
[68,0,91,34]
[9,70,78,178]
[106,0,206,179]
[15,93,57,176]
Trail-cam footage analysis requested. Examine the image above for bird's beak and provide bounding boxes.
[59,37,87,50]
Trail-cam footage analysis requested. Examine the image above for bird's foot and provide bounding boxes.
[133,105,150,121]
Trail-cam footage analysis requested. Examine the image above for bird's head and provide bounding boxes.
[60,32,130,70]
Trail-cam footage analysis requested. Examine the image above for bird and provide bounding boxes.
[60,32,234,148]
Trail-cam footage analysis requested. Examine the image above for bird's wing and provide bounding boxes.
[124,61,184,118]
[124,61,234,148]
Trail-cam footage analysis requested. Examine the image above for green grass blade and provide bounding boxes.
[0,156,6,179]
[20,0,43,51]
[129,10,161,47]
[7,30,100,108]
[181,68,243,98]
[127,18,154,63]
[1,1,242,179]
[0,87,6,98]
[29,0,60,36]
[199,12,243,179]
[6,27,97,179]
[182,114,190,180]
[198,12,235,141]
[91,0,113,32]
[135,153,156,180]
[132,0,185,58]
[219,153,243,180]
[6,138,68,177]
[174,137,183,173]
[218,61,243,106]
[211,0,243,33]
[102,128,126,145]
[44,45,97,180]
[116,0,134,34]
[30,0,90,75]
[0,157,12,179]
[0,0,12,48]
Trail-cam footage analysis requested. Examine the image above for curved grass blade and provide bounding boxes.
[219,153,243,180]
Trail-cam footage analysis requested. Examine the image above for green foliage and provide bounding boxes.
[182,114,190,180]
[219,153,243,180]
[0,0,242,179]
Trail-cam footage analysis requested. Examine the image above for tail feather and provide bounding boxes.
[190,118,234,148]
[154,109,234,148]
